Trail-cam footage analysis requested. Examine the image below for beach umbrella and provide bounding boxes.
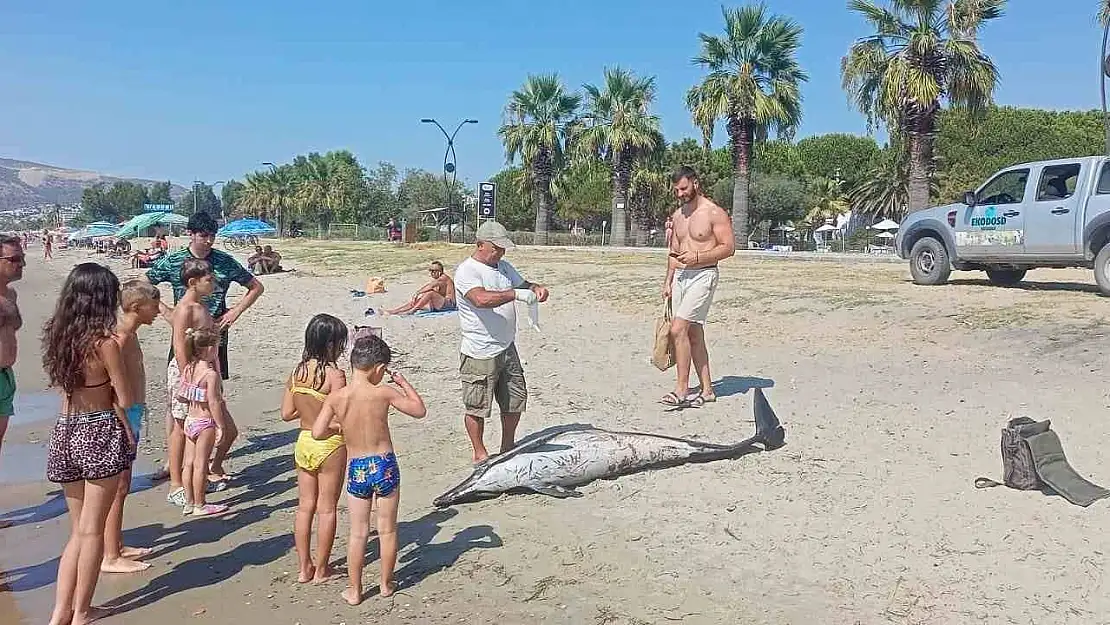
[68,222,118,240]
[158,213,188,226]
[116,213,165,240]
[870,218,900,231]
[217,218,277,237]
[815,224,838,233]
[876,231,895,239]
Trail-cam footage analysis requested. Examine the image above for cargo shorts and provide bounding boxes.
[460,343,527,419]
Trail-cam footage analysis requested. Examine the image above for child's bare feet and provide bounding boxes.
[100,556,151,573]
[341,587,362,606]
[312,565,336,584]
[120,546,153,559]
[380,580,398,598]
[73,605,112,625]
[297,564,315,583]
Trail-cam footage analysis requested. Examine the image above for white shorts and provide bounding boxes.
[672,266,719,324]
[167,359,187,422]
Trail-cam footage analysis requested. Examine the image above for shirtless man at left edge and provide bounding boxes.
[0,233,26,467]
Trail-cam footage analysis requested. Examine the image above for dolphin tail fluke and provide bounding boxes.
[753,387,786,450]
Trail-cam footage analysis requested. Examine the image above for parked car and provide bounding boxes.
[894,155,1110,295]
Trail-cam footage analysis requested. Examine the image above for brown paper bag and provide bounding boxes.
[651,298,675,371]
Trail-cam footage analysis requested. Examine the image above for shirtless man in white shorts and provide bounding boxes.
[661,166,735,408]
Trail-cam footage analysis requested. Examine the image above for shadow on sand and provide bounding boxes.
[332,508,503,596]
[1,470,162,531]
[1,453,296,595]
[709,375,774,398]
[228,428,299,460]
[946,279,1103,295]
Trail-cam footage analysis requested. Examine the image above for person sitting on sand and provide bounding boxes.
[381,261,456,316]
[247,246,267,274]
[262,245,282,273]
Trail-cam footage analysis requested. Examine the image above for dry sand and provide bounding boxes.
[3,238,1110,624]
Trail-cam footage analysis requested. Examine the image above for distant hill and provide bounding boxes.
[0,158,188,210]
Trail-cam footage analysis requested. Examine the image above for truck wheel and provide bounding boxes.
[985,269,1026,286]
[908,237,952,286]
[1094,244,1110,296]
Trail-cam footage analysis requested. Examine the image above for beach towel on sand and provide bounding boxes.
[414,309,456,319]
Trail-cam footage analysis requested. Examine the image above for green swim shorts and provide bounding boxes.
[0,367,15,417]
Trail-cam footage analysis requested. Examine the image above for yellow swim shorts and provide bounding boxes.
[294,429,345,472]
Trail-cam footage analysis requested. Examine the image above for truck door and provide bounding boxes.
[1024,161,1083,257]
[955,167,1029,259]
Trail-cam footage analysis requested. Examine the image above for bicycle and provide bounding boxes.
[224,234,259,250]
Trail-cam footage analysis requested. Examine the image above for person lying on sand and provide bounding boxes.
[380,261,456,316]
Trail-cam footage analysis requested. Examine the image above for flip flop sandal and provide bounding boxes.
[660,392,684,406]
[687,396,706,408]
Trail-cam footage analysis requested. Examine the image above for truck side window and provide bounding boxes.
[977,169,1029,205]
[1035,164,1080,201]
[1097,162,1110,195]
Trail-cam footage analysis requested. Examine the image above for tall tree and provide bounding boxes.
[176,183,220,218]
[498,73,581,244]
[687,4,808,248]
[577,67,663,246]
[221,180,246,217]
[149,181,173,204]
[841,0,1003,213]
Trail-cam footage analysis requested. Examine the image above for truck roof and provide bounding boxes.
[1006,155,1107,170]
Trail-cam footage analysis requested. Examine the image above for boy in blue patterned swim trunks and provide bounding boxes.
[311,334,426,605]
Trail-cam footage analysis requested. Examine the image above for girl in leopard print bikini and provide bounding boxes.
[42,262,136,625]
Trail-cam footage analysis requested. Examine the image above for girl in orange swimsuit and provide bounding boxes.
[281,313,349,583]
[178,327,229,517]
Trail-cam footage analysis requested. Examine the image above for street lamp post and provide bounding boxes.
[421,118,477,243]
[210,181,226,219]
[262,162,283,238]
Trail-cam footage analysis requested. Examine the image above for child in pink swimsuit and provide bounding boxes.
[177,327,229,517]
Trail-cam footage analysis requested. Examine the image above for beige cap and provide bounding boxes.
[475,221,516,250]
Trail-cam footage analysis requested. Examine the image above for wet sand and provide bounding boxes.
[3,239,1110,624]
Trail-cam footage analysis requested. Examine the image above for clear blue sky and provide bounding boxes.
[0,0,1105,189]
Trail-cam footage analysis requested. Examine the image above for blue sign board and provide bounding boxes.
[143,204,175,213]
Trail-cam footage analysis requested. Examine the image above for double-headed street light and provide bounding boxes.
[421,118,477,243]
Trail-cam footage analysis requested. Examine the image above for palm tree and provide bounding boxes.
[841,0,1003,213]
[629,163,673,246]
[240,168,293,223]
[805,178,849,225]
[686,4,807,248]
[499,74,581,245]
[846,142,938,222]
[576,67,663,246]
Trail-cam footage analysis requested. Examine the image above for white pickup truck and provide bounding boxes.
[894,155,1110,295]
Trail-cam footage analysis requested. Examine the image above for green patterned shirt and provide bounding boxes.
[145,247,255,318]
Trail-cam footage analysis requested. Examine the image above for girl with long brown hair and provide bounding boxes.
[42,262,134,625]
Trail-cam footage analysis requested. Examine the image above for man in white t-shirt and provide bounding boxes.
[454,221,549,464]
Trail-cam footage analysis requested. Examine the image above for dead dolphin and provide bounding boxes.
[433,387,786,507]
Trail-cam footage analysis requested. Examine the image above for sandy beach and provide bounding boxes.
[3,238,1110,624]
